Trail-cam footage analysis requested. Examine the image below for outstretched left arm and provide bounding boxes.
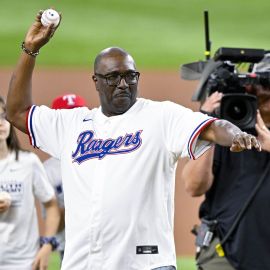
[200,119,261,152]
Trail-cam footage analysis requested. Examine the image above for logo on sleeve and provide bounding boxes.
[72,130,143,164]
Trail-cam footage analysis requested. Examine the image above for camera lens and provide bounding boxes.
[226,99,248,121]
[220,94,257,130]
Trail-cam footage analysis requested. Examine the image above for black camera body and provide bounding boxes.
[180,11,270,130]
[189,47,270,130]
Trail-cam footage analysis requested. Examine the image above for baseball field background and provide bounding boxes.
[1,0,270,269]
[1,0,270,68]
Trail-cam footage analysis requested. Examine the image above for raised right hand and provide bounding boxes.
[24,10,61,53]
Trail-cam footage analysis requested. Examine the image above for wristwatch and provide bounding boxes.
[40,236,59,251]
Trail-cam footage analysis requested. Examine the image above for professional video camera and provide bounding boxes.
[181,11,270,130]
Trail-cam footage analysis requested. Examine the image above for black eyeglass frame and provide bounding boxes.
[94,71,140,86]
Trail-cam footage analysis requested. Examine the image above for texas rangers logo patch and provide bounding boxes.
[72,130,143,164]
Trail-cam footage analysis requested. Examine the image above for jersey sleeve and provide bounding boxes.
[27,105,71,158]
[30,153,55,203]
[162,101,216,160]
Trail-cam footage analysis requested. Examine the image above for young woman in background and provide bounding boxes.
[0,95,60,270]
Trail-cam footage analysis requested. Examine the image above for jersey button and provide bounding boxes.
[91,241,101,252]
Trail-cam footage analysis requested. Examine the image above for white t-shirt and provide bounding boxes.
[0,151,55,270]
[27,98,215,270]
[43,157,65,252]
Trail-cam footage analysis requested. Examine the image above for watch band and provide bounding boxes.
[40,236,59,251]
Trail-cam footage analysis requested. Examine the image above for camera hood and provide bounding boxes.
[191,59,223,101]
[180,61,207,80]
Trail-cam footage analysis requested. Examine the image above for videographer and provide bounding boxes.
[181,56,270,270]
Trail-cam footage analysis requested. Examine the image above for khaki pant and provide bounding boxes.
[196,236,235,270]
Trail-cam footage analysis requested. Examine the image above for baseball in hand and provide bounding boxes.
[0,191,12,207]
[41,9,60,27]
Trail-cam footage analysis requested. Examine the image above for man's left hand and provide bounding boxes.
[230,132,261,152]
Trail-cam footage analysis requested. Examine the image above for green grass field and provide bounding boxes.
[0,0,270,68]
[48,253,196,270]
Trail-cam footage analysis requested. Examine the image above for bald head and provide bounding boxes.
[94,47,136,73]
[92,46,139,116]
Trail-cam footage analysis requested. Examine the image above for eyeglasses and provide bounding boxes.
[95,71,140,86]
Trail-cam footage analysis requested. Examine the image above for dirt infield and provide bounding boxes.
[0,68,203,256]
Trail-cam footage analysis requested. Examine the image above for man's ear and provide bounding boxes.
[92,75,98,83]
[92,75,99,92]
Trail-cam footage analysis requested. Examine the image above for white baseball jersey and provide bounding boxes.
[0,151,54,270]
[43,157,65,251]
[27,98,215,270]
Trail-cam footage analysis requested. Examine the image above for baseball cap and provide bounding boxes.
[51,94,86,109]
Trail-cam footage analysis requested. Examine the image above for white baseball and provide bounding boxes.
[0,191,12,206]
[41,9,60,27]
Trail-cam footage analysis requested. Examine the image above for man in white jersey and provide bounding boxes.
[7,10,261,270]
[43,93,87,261]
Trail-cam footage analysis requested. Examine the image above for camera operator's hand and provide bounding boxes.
[255,110,270,152]
[230,132,261,152]
[200,91,223,114]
